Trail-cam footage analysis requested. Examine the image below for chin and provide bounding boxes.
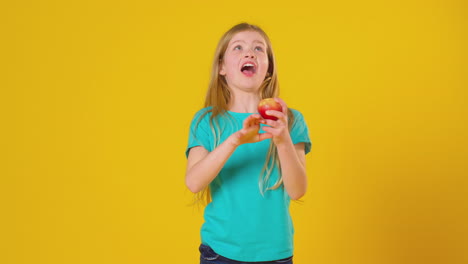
[226,77,264,92]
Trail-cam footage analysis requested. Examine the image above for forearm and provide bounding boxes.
[185,136,237,193]
[276,137,307,200]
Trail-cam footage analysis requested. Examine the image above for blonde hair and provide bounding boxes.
[194,23,295,206]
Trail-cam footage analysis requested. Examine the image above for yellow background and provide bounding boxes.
[1,0,467,263]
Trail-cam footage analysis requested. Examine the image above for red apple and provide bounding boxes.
[258,98,282,121]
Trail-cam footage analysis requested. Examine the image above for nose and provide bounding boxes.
[244,49,256,59]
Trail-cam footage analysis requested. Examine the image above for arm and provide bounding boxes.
[185,114,272,193]
[185,140,236,193]
[260,98,307,200]
[276,140,307,200]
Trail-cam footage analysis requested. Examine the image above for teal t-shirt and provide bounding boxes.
[186,107,311,262]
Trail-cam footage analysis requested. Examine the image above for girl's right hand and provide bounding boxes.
[230,114,273,146]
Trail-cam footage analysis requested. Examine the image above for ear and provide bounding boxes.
[219,60,226,76]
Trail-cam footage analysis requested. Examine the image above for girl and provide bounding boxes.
[186,23,311,264]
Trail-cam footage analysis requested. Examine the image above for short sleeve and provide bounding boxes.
[289,109,312,154]
[186,108,213,158]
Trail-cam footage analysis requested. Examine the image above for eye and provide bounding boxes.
[234,45,242,51]
[255,46,264,52]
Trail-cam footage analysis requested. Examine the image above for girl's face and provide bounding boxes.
[220,30,269,93]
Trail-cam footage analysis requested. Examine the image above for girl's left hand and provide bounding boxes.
[260,98,291,146]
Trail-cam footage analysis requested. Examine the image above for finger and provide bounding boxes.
[250,114,262,119]
[245,114,262,123]
[258,132,273,141]
[274,97,288,115]
[261,126,277,134]
[243,115,258,127]
[261,118,280,127]
[264,110,286,121]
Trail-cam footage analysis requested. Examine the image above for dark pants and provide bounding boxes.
[199,244,293,264]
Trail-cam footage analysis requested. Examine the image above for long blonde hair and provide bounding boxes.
[194,23,295,206]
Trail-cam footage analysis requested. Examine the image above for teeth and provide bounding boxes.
[243,63,254,67]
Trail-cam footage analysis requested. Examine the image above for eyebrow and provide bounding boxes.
[230,40,266,46]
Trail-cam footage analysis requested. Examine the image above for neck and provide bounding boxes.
[228,89,260,113]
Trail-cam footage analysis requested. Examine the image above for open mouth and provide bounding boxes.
[241,62,257,77]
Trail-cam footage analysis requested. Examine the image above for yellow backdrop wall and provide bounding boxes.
[1,0,467,263]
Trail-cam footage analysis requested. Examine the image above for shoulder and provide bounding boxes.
[288,108,309,131]
[193,106,213,117]
[288,108,306,121]
[190,107,213,122]
[288,108,312,152]
[188,107,214,133]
